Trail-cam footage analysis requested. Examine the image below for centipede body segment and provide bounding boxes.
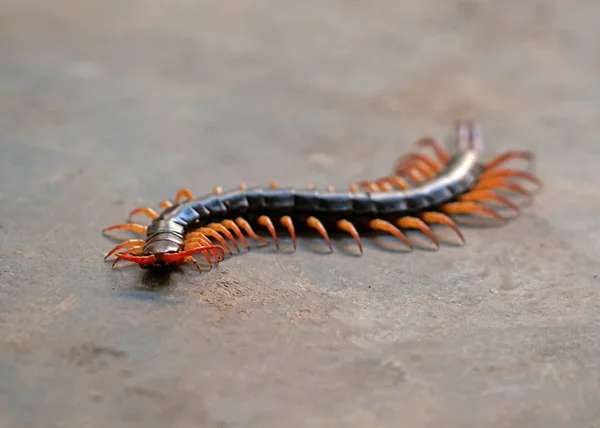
[103,121,541,272]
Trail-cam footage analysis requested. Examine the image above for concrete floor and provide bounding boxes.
[1,0,600,426]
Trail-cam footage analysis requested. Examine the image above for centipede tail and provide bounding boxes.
[101,121,542,273]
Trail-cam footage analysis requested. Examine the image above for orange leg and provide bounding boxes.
[420,212,465,244]
[441,201,506,222]
[479,169,543,187]
[396,153,442,174]
[416,137,450,164]
[369,219,413,250]
[105,239,146,260]
[221,219,250,249]
[472,178,532,199]
[459,190,520,213]
[484,150,534,171]
[269,181,278,189]
[257,215,279,248]
[198,227,233,255]
[396,217,439,248]
[238,183,248,190]
[207,223,240,253]
[380,176,410,190]
[337,219,363,254]
[159,200,173,209]
[235,217,269,245]
[183,242,215,268]
[307,216,332,252]
[174,188,194,204]
[280,216,297,250]
[354,181,380,192]
[128,207,159,220]
[184,256,203,273]
[185,232,222,262]
[394,159,436,180]
[213,186,223,195]
[374,181,393,191]
[103,223,148,235]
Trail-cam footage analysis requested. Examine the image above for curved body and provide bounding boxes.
[102,122,541,271]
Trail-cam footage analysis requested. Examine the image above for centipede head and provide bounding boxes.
[113,241,225,270]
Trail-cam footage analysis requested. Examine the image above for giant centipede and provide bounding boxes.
[102,121,541,272]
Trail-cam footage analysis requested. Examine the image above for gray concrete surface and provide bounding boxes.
[1,0,600,427]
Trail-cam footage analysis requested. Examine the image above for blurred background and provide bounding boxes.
[1,1,600,427]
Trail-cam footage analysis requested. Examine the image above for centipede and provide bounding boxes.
[102,121,541,272]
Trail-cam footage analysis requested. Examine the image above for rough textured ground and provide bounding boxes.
[1,1,600,427]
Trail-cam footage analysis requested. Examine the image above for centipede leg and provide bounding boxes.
[104,239,147,260]
[416,137,450,164]
[472,178,532,199]
[184,242,215,268]
[479,169,543,188]
[159,200,173,209]
[484,150,534,171]
[257,215,279,248]
[394,159,436,180]
[221,219,250,249]
[197,227,233,255]
[337,219,363,254]
[369,219,413,250]
[185,233,222,263]
[396,217,439,248]
[396,153,443,174]
[420,212,465,244]
[103,223,148,235]
[441,201,506,222]
[184,256,202,273]
[128,207,159,220]
[207,223,240,253]
[235,217,269,246]
[459,190,520,213]
[307,216,333,252]
[174,188,194,204]
[280,216,297,250]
